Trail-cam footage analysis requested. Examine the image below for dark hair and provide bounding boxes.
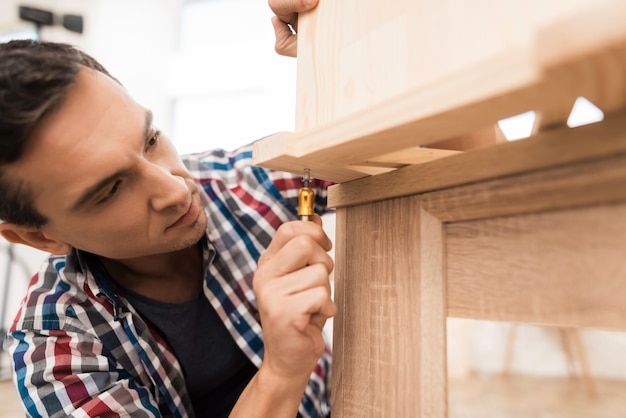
[0,40,117,227]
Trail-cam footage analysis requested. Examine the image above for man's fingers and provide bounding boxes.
[280,287,336,330]
[258,220,332,266]
[274,262,333,296]
[268,0,318,24]
[266,237,334,279]
[269,0,319,56]
[310,313,328,332]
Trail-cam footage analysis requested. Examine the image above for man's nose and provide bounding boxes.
[145,164,189,211]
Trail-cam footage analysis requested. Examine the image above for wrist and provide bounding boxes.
[230,364,309,417]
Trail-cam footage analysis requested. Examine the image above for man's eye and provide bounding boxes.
[147,130,160,148]
[97,181,121,204]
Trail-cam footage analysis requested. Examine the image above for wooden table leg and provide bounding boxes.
[331,195,448,417]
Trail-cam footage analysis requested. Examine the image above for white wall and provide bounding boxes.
[0,0,184,135]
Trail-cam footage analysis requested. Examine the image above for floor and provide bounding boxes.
[0,380,21,418]
[1,374,625,417]
[449,373,626,418]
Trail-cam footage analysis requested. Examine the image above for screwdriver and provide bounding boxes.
[298,168,314,222]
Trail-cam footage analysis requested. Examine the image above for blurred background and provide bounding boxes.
[1,1,625,417]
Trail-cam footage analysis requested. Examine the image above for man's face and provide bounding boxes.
[7,67,208,259]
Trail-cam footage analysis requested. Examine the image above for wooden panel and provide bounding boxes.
[295,0,606,130]
[328,109,626,208]
[446,202,626,330]
[331,196,424,417]
[253,45,539,181]
[253,1,626,182]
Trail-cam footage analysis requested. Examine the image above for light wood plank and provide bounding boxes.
[354,147,461,169]
[330,208,347,414]
[295,0,609,130]
[446,202,626,330]
[428,124,507,151]
[328,109,626,208]
[537,0,626,70]
[252,131,368,182]
[254,46,539,182]
[254,2,626,182]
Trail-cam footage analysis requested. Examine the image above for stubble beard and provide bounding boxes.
[167,212,208,253]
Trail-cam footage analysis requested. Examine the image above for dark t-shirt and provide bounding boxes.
[121,287,258,417]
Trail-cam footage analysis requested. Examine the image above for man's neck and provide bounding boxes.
[99,242,204,303]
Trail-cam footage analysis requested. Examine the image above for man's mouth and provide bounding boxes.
[168,197,200,230]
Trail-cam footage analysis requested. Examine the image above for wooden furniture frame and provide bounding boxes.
[254,1,626,416]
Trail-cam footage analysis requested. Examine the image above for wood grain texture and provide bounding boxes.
[328,109,626,208]
[295,0,606,130]
[419,208,447,418]
[446,202,626,330]
[421,153,626,223]
[330,208,347,414]
[254,1,626,182]
[330,196,423,417]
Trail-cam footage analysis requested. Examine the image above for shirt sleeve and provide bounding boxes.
[4,328,161,418]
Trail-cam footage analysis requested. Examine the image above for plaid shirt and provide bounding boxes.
[2,145,332,417]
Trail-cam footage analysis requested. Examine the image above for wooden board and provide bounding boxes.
[253,1,626,183]
[295,0,609,130]
[328,109,626,208]
[446,202,626,330]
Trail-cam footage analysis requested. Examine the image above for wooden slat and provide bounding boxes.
[251,131,368,182]
[428,123,507,151]
[328,109,626,208]
[419,208,447,418]
[446,202,626,330]
[354,147,461,169]
[330,208,347,414]
[421,153,626,223]
[254,46,539,182]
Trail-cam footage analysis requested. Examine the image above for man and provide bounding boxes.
[0,0,334,416]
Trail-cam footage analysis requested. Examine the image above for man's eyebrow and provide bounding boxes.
[70,110,154,211]
[143,109,154,142]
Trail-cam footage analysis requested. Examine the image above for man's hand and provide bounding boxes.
[254,216,335,380]
[269,0,319,57]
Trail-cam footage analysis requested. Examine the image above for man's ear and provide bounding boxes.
[0,223,72,255]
